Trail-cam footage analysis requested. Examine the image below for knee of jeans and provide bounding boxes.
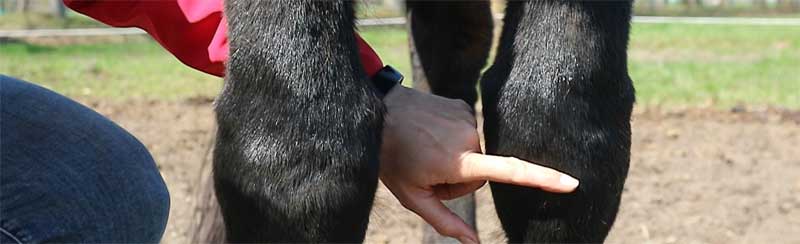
[112,135,171,242]
[1,75,171,242]
[139,179,170,242]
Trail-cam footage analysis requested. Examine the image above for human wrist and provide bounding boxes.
[383,84,411,105]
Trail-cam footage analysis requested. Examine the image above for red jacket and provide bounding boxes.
[63,0,384,78]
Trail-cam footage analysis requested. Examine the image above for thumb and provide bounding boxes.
[404,191,479,243]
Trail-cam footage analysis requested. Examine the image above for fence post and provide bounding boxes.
[17,0,29,13]
[52,0,66,19]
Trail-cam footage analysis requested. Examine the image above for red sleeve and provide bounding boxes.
[355,33,384,78]
[63,0,383,78]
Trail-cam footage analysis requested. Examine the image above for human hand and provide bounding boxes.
[379,86,580,243]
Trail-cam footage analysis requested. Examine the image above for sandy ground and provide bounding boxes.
[82,98,800,244]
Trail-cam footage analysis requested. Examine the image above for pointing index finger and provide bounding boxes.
[458,153,579,193]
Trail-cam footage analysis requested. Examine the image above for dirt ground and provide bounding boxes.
[81,98,800,244]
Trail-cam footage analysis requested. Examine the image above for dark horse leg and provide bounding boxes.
[406,1,493,242]
[481,1,634,243]
[213,0,383,242]
[406,0,493,106]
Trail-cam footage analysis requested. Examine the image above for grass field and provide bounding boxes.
[1,23,799,107]
[0,13,107,29]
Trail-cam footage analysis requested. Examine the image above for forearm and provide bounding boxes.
[63,0,227,76]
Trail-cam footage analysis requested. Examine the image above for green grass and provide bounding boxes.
[628,23,800,107]
[0,12,107,29]
[0,37,222,100]
[358,26,413,87]
[1,23,799,107]
[362,24,800,108]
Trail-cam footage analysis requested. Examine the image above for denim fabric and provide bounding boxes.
[0,76,169,243]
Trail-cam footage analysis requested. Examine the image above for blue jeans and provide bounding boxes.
[0,75,169,243]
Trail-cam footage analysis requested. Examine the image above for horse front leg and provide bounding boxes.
[482,1,635,242]
[213,1,384,242]
[406,1,494,242]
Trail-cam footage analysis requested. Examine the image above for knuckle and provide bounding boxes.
[507,157,525,166]
[506,157,558,186]
[510,170,527,184]
[399,200,416,212]
[457,100,472,111]
[441,97,459,105]
[435,223,460,237]
[457,102,477,121]
[505,157,527,183]
[537,168,561,186]
[397,196,420,212]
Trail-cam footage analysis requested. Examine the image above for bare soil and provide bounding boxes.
[81,98,800,244]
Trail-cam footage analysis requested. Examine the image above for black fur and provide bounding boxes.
[406,0,494,106]
[213,0,383,242]
[481,1,635,242]
[210,0,634,243]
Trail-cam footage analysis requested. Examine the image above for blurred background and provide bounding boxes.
[1,0,798,243]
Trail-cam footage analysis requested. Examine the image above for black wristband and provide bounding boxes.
[371,65,403,99]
